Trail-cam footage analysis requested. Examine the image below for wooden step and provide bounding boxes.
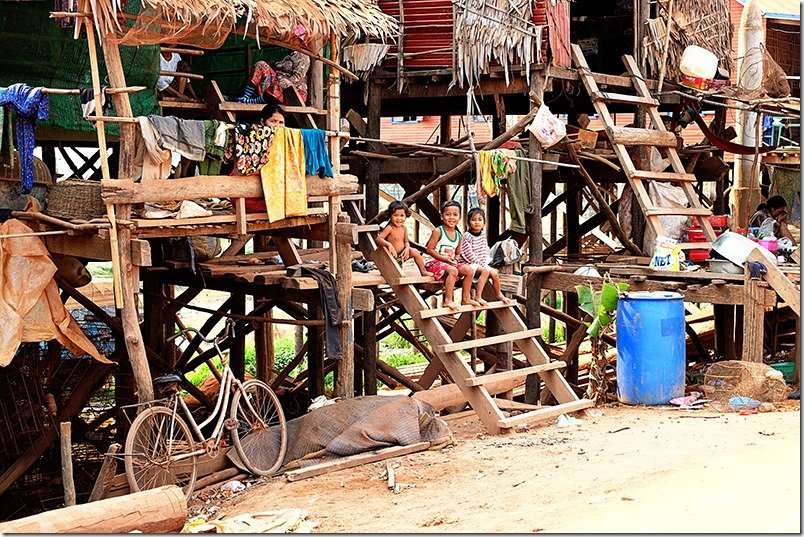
[397,274,436,285]
[464,361,566,387]
[497,399,594,429]
[609,127,677,148]
[419,300,515,319]
[645,207,712,217]
[593,92,658,107]
[438,329,540,353]
[356,224,380,233]
[630,170,697,182]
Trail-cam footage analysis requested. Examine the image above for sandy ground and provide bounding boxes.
[205,402,800,533]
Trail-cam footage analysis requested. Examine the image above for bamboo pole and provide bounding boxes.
[656,0,674,93]
[60,422,76,507]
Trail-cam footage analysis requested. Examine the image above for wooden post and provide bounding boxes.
[89,443,121,502]
[310,37,324,117]
[564,188,581,384]
[327,32,342,272]
[366,81,381,220]
[231,294,246,380]
[363,306,378,395]
[254,236,274,383]
[308,305,325,398]
[333,214,355,398]
[524,70,545,405]
[60,422,76,507]
[742,278,768,362]
[100,33,154,403]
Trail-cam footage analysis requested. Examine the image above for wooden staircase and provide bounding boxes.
[570,45,718,249]
[368,247,593,435]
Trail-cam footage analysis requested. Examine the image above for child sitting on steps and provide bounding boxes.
[376,200,432,277]
[425,201,478,310]
[460,207,513,305]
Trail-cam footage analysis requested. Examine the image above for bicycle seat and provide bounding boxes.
[153,373,182,385]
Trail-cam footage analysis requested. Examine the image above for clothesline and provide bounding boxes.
[348,135,580,168]
[0,86,146,96]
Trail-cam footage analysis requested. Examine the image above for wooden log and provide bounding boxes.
[742,279,766,362]
[192,467,243,491]
[333,214,355,398]
[285,442,430,482]
[411,377,523,411]
[0,485,187,533]
[88,443,120,502]
[60,422,76,507]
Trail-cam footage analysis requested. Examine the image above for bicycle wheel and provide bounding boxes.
[230,380,287,476]
[124,406,198,499]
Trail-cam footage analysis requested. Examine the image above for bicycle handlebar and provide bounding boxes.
[167,318,235,345]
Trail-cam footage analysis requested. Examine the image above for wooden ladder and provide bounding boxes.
[368,247,593,435]
[570,45,718,249]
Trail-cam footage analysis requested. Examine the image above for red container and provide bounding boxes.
[687,228,707,242]
[708,214,728,228]
[687,249,710,262]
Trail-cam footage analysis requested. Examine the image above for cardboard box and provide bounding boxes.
[566,125,598,150]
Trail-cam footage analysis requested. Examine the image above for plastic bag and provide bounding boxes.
[649,235,681,271]
[527,104,566,148]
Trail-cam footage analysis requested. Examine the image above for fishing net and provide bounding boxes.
[116,3,233,49]
[702,360,788,404]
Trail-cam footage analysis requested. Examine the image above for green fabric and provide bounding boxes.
[0,1,160,138]
[506,147,532,235]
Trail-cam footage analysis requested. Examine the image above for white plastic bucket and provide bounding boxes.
[679,45,718,89]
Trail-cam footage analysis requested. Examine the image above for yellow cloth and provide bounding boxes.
[261,127,307,223]
[478,150,496,197]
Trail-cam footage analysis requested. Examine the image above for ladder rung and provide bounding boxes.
[593,92,659,107]
[497,399,594,429]
[645,207,712,217]
[438,329,540,353]
[630,170,697,182]
[464,361,566,387]
[419,300,515,319]
[308,193,365,203]
[609,127,677,148]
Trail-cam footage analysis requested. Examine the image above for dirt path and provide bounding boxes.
[212,403,800,533]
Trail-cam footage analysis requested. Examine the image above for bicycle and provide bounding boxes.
[123,319,287,499]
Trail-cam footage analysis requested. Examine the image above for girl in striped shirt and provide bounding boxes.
[460,208,512,305]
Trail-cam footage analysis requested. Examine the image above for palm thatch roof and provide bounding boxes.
[88,0,398,48]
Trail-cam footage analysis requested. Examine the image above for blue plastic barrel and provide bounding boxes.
[616,291,686,405]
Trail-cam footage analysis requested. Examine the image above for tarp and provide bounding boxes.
[0,218,108,366]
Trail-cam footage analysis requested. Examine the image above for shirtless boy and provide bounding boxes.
[376,200,433,276]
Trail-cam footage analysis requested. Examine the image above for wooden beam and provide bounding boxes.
[284,442,431,482]
[88,443,121,502]
[747,249,800,316]
[464,362,565,386]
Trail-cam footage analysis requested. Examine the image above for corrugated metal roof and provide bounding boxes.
[736,0,800,21]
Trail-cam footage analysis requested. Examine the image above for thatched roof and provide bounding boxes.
[89,0,398,48]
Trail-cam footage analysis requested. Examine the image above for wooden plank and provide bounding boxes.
[133,212,326,229]
[748,249,800,316]
[464,361,566,386]
[593,92,658,107]
[644,207,712,217]
[158,101,206,110]
[88,443,120,502]
[102,175,355,204]
[629,170,697,182]
[284,442,430,482]
[352,288,374,311]
[609,126,678,147]
[218,102,326,115]
[420,300,514,319]
[272,236,303,266]
[497,399,594,428]
[438,329,541,353]
[233,197,247,236]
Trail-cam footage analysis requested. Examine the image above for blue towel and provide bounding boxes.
[300,128,334,178]
[0,84,49,194]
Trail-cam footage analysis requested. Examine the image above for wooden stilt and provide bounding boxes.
[60,422,76,507]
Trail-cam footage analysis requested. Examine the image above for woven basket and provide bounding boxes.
[46,179,105,221]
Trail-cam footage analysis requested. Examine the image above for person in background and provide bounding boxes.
[749,195,797,246]
[260,102,286,128]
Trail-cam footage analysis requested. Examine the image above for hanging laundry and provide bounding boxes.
[477,150,496,197]
[199,120,228,176]
[300,128,334,178]
[148,115,206,161]
[237,53,311,105]
[79,87,108,118]
[0,83,49,194]
[132,116,172,181]
[491,148,517,188]
[261,126,306,223]
[298,266,344,360]
[228,123,273,176]
[506,147,532,235]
